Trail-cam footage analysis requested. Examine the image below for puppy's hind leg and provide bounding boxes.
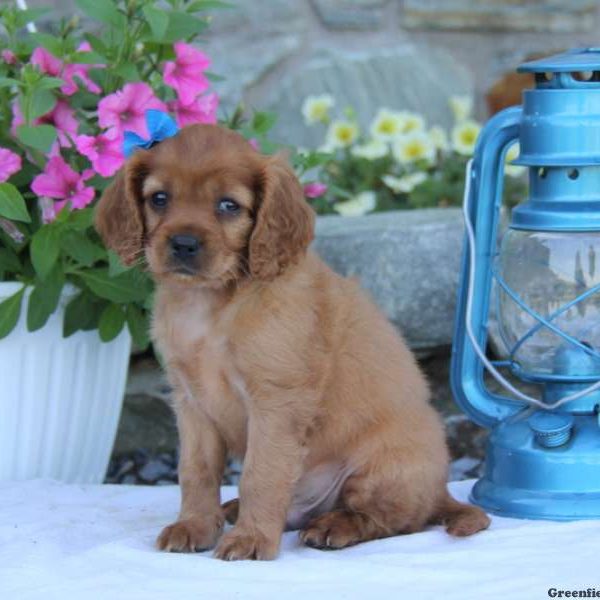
[300,451,437,550]
[430,493,491,537]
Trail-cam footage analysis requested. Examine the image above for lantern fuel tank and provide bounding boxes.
[451,48,600,520]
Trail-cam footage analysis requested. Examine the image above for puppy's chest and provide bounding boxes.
[153,295,249,423]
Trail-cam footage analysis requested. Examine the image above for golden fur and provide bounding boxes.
[96,124,490,561]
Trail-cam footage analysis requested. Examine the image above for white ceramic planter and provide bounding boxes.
[0,282,131,483]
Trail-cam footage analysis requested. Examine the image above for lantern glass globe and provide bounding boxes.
[497,229,600,378]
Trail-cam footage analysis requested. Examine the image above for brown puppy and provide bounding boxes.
[96,124,490,561]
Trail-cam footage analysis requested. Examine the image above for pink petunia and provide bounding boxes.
[31,46,101,96]
[1,49,17,65]
[31,155,95,210]
[0,148,22,182]
[75,130,124,177]
[167,92,218,127]
[31,47,62,77]
[163,42,210,105]
[11,100,79,151]
[248,138,260,151]
[98,82,167,137]
[303,182,328,198]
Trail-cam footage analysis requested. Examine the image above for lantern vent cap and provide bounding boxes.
[518,48,600,74]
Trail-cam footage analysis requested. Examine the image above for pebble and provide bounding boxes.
[106,450,482,486]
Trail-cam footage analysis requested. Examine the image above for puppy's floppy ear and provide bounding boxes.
[249,155,315,280]
[95,153,148,266]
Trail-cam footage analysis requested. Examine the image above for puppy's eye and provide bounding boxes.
[150,191,168,209]
[217,197,241,215]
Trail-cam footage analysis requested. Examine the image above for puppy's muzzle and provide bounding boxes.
[169,234,202,270]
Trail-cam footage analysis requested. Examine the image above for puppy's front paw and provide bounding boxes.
[213,526,279,561]
[156,517,223,553]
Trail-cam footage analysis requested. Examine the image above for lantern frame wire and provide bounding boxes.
[494,269,600,367]
[463,159,600,410]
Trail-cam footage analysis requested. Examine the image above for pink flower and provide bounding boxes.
[31,47,62,77]
[98,82,167,137]
[31,46,101,96]
[11,100,78,150]
[1,49,17,65]
[248,138,260,151]
[75,130,124,177]
[0,148,21,182]
[163,42,210,105]
[303,182,328,199]
[31,155,95,210]
[168,92,218,127]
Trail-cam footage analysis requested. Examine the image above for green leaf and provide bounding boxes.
[252,111,277,135]
[187,0,234,11]
[71,51,107,65]
[126,303,150,350]
[17,124,57,153]
[0,286,25,340]
[26,265,64,332]
[65,207,94,231]
[98,303,126,342]
[75,0,126,29]
[113,62,140,82]
[108,250,130,276]
[205,71,225,83]
[161,11,208,43]
[0,77,20,89]
[28,89,57,119]
[0,248,22,273]
[31,225,61,280]
[36,77,65,90]
[60,231,105,267]
[79,268,150,303]
[143,5,169,39]
[0,184,31,223]
[63,291,101,337]
[30,32,63,55]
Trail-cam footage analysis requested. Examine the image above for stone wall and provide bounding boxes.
[202,0,600,146]
[29,0,600,147]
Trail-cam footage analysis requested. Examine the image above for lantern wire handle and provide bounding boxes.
[462,159,600,410]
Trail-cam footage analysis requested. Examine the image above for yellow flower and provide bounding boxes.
[451,120,481,156]
[505,142,526,178]
[392,132,435,165]
[351,138,388,160]
[334,191,376,217]
[325,119,359,148]
[397,111,425,135]
[449,95,473,122]
[382,172,428,194]
[370,109,406,141]
[429,125,449,151]
[301,94,335,125]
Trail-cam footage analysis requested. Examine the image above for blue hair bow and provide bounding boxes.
[123,109,179,158]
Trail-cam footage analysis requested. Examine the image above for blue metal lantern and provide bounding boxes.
[451,48,600,520]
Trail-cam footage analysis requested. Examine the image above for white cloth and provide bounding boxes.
[0,479,597,600]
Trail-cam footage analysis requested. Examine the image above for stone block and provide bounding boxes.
[402,0,598,33]
[311,0,390,30]
[266,44,473,148]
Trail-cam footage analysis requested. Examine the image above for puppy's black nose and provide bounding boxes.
[169,234,201,260]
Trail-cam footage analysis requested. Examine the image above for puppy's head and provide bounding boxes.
[95,124,315,287]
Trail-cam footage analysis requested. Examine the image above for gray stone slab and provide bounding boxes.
[402,0,598,33]
[311,0,390,30]
[312,208,465,352]
[266,44,473,147]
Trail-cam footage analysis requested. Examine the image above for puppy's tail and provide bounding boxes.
[432,492,491,537]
